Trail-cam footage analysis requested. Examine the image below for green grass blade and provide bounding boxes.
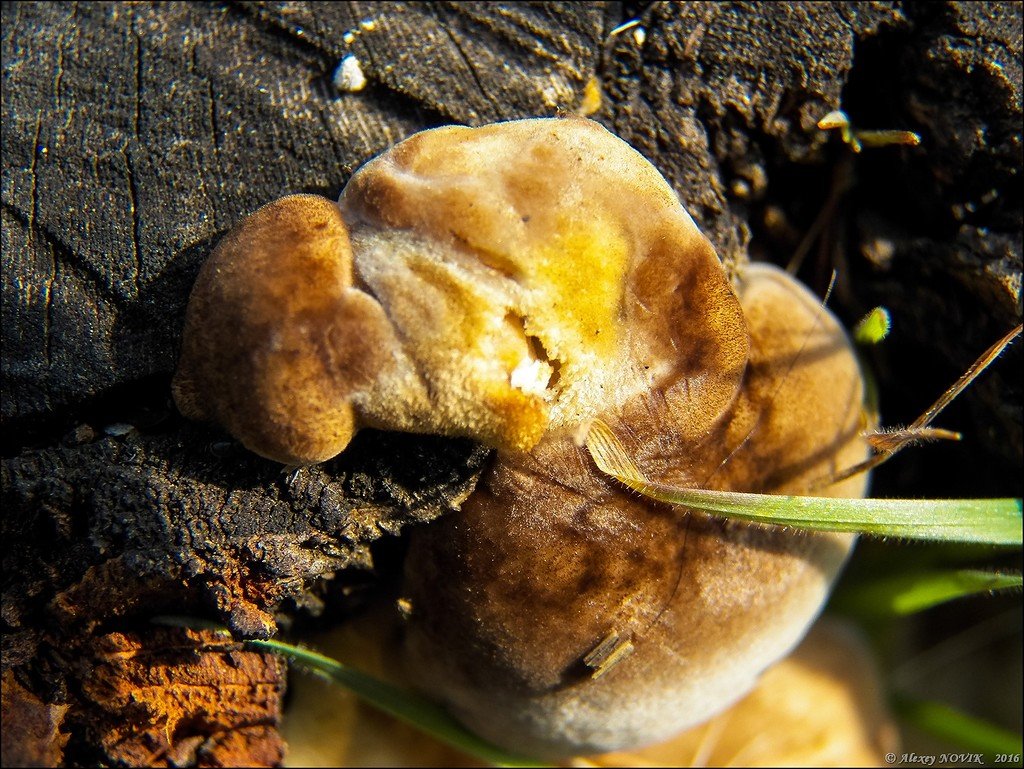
[585,420,1023,545]
[246,638,545,767]
[892,694,1024,755]
[832,570,1023,616]
[854,306,891,344]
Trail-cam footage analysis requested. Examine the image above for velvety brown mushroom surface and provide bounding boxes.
[172,194,394,465]
[400,263,869,758]
[172,116,870,759]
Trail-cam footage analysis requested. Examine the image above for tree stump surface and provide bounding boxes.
[2,2,1020,766]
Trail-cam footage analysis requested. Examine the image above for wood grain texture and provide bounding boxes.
[2,2,1020,765]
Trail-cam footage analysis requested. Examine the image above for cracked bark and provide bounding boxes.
[2,2,1020,766]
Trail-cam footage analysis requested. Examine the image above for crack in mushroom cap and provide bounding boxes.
[399,263,871,758]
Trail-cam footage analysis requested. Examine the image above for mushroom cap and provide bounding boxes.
[340,117,748,451]
[175,118,748,461]
[400,263,870,758]
[172,195,392,465]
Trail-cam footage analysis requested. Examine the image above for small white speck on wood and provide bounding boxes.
[334,54,367,93]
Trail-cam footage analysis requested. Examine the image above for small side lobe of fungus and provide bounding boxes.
[173,117,870,758]
[173,195,394,465]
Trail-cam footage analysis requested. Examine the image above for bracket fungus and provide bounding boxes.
[173,117,870,757]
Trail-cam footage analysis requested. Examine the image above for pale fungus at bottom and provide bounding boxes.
[173,117,872,758]
[280,615,898,767]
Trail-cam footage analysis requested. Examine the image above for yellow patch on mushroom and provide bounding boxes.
[528,214,630,361]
